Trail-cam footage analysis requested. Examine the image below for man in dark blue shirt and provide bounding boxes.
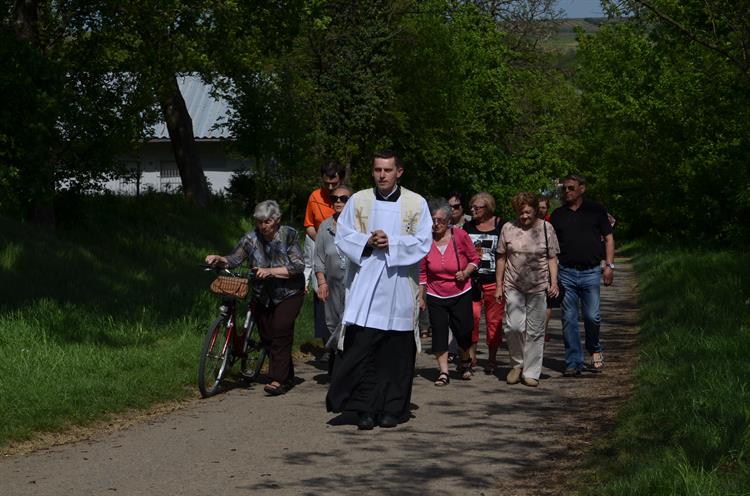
[551,174,615,376]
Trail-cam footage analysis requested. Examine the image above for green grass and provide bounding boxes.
[580,242,750,495]
[541,18,602,52]
[0,194,315,447]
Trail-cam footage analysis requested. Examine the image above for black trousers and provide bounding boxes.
[326,325,416,420]
[427,290,474,353]
[255,293,304,384]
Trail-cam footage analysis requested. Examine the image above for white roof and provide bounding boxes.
[150,75,232,141]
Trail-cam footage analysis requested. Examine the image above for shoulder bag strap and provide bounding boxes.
[543,221,552,283]
[451,227,461,270]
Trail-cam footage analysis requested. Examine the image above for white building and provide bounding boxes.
[106,75,249,195]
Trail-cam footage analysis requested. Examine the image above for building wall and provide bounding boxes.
[106,141,250,195]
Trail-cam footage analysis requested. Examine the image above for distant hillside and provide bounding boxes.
[543,17,605,52]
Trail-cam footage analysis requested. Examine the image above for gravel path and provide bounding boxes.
[0,259,638,496]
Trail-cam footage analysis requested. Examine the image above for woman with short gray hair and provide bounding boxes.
[205,200,306,396]
[254,200,282,221]
[419,199,480,385]
[431,201,452,225]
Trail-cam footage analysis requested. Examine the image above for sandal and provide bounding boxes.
[264,382,287,396]
[457,361,474,380]
[434,371,450,387]
[420,328,431,338]
[590,351,605,370]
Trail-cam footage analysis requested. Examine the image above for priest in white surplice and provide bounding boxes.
[326,150,432,430]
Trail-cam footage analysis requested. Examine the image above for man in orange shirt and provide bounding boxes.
[303,160,346,350]
[304,160,345,239]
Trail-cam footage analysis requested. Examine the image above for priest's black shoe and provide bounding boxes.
[378,413,399,428]
[357,412,375,430]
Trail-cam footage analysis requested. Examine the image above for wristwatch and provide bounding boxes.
[605,262,615,270]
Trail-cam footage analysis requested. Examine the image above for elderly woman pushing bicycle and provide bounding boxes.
[205,200,305,396]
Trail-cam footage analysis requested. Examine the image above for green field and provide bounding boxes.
[580,244,750,495]
[542,18,603,52]
[0,194,316,447]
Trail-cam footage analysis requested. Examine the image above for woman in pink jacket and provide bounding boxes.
[419,199,480,385]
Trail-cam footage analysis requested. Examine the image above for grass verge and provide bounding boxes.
[0,194,315,447]
[580,242,750,495]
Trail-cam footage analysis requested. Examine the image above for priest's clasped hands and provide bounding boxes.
[368,230,389,250]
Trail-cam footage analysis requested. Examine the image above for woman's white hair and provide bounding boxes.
[253,200,282,221]
[428,198,451,220]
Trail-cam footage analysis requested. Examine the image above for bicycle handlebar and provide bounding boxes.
[199,263,249,279]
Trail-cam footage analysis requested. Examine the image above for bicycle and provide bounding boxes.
[197,265,268,398]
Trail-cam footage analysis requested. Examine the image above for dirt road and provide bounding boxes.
[0,260,638,496]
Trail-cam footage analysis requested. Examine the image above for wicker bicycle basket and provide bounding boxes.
[209,275,249,299]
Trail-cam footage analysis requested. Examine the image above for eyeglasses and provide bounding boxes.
[470,205,486,210]
[564,185,577,191]
[449,203,462,210]
[432,217,448,225]
[330,195,349,203]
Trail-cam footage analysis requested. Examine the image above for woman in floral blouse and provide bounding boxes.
[494,193,559,387]
[205,200,306,396]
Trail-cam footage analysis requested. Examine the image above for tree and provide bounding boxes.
[389,1,514,197]
[225,0,580,219]
[575,13,750,241]
[610,0,750,81]
[223,0,405,219]
[90,1,231,208]
[1,1,152,224]
[103,0,303,208]
[302,0,406,178]
[389,1,578,210]
[463,0,564,51]
[0,18,58,224]
[0,1,303,216]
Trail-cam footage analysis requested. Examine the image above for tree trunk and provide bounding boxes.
[14,0,39,42]
[158,75,210,207]
[135,161,142,197]
[15,0,55,228]
[30,195,56,227]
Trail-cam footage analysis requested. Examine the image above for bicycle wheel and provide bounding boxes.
[197,316,233,398]
[240,319,267,381]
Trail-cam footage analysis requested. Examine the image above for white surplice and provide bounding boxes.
[335,188,432,332]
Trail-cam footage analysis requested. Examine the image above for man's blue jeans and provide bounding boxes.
[558,265,603,371]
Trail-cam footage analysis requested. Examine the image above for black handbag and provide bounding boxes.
[470,275,483,302]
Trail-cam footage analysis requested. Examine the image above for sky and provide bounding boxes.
[556,0,605,18]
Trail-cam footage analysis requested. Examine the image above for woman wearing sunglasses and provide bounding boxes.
[314,185,354,372]
[462,192,506,376]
